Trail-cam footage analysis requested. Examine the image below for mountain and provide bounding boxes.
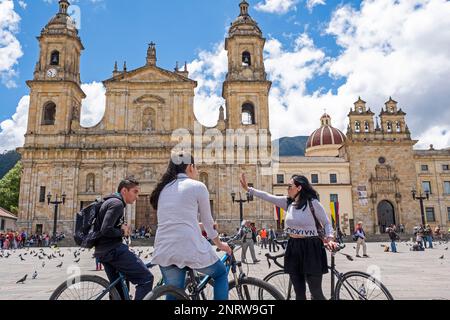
[0,150,21,179]
[273,136,309,157]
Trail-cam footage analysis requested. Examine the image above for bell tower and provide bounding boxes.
[25,0,85,139]
[222,0,272,131]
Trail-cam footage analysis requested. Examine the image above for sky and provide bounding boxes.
[1,0,450,152]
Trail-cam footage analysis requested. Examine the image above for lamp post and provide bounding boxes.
[231,191,253,224]
[411,189,429,226]
[47,192,66,244]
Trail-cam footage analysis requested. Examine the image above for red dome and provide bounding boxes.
[306,114,346,149]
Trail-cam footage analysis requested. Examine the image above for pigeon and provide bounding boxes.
[16,274,27,284]
[73,252,78,258]
[439,255,444,260]
[144,255,149,259]
[74,258,80,263]
[19,255,25,261]
[33,253,38,257]
[47,256,52,260]
[56,262,63,268]
[42,262,45,268]
[445,247,448,251]
[32,271,38,279]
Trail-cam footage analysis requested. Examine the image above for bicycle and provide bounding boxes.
[263,240,394,300]
[50,260,157,300]
[144,237,285,300]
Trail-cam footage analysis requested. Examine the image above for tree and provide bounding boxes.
[0,162,22,214]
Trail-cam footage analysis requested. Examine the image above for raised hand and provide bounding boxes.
[240,173,249,192]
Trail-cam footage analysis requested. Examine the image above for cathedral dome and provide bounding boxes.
[41,0,79,37]
[306,114,346,157]
[229,0,262,37]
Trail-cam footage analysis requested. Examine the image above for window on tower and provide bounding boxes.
[241,103,255,125]
[355,121,361,133]
[364,121,369,132]
[50,51,60,66]
[396,121,401,133]
[387,121,393,133]
[42,102,56,125]
[242,51,251,67]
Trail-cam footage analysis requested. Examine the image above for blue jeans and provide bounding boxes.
[160,259,229,300]
[98,244,154,300]
[427,236,433,248]
[390,240,397,253]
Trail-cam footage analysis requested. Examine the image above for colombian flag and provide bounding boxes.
[330,202,340,229]
[274,206,285,222]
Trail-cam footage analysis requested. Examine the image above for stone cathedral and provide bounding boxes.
[17,0,275,235]
[16,0,450,237]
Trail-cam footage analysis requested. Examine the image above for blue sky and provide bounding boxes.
[1,0,450,151]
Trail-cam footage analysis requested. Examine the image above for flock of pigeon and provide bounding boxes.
[0,246,154,285]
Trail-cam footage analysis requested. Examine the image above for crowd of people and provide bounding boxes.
[131,225,153,240]
[0,230,65,249]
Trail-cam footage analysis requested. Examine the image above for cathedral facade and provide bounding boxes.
[17,0,275,235]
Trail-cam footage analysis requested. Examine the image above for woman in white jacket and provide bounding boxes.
[150,152,232,300]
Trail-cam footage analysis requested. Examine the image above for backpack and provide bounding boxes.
[74,199,105,249]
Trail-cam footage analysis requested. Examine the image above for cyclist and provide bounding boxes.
[240,173,338,300]
[150,152,232,300]
[94,178,154,300]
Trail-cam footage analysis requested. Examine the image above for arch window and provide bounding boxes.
[396,121,401,133]
[242,51,251,67]
[241,103,255,125]
[50,51,60,66]
[364,121,369,132]
[42,102,56,125]
[355,121,361,133]
[387,121,393,133]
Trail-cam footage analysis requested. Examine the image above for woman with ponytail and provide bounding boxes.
[240,173,338,300]
[150,152,232,300]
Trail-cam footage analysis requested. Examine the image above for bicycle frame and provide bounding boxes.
[93,262,155,300]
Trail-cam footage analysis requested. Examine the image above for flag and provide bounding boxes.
[330,202,340,229]
[274,206,285,222]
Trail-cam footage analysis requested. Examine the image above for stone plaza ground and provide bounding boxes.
[0,241,449,300]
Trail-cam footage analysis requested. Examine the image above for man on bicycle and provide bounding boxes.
[94,178,154,300]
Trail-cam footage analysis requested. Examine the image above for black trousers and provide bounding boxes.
[98,244,154,300]
[289,273,326,300]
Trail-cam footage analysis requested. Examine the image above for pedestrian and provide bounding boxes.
[95,257,103,271]
[387,224,398,253]
[399,224,405,234]
[240,173,337,300]
[239,220,260,264]
[268,225,277,253]
[353,222,369,258]
[415,225,425,250]
[260,227,268,249]
[150,152,231,300]
[424,224,433,248]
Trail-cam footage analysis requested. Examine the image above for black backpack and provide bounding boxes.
[74,199,105,249]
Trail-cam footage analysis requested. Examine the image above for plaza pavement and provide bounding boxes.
[0,241,449,300]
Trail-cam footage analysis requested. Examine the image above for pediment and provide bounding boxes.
[105,65,195,84]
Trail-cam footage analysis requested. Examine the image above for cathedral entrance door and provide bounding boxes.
[377,200,396,234]
[135,195,157,234]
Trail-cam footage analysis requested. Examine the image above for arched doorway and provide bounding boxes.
[377,200,396,234]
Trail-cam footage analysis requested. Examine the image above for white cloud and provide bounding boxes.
[18,0,27,9]
[306,0,326,13]
[188,42,228,128]
[0,0,23,88]
[79,82,106,127]
[324,0,450,149]
[0,95,29,152]
[255,0,298,14]
[0,82,106,151]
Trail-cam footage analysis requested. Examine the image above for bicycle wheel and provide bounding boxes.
[263,270,294,300]
[50,275,121,300]
[185,275,215,300]
[335,271,394,300]
[228,277,285,300]
[144,285,190,300]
